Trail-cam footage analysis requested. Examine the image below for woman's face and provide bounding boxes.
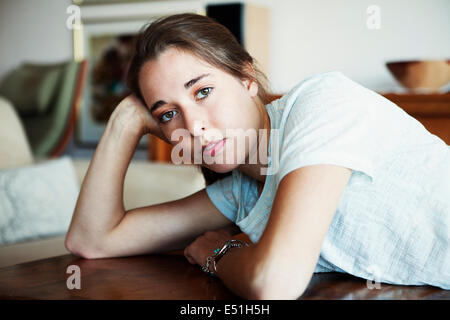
[139,47,264,173]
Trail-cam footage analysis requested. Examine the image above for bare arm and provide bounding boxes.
[211,164,352,300]
[65,95,158,257]
[250,164,352,299]
[98,189,241,258]
[65,95,240,259]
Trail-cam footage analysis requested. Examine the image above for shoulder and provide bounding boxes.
[285,71,368,110]
[267,71,360,134]
[279,71,355,103]
[276,71,377,131]
[269,72,379,184]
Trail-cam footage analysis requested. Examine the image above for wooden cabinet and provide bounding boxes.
[381,93,450,145]
[148,135,173,163]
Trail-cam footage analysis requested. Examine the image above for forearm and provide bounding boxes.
[214,245,263,300]
[66,116,141,248]
[215,245,308,300]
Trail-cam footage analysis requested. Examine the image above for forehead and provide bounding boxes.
[139,48,217,86]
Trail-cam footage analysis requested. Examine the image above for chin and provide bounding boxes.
[203,162,237,173]
[203,151,249,173]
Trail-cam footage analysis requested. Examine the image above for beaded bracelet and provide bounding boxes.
[201,239,249,277]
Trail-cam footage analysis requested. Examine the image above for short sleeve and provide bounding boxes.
[205,173,238,223]
[205,169,260,224]
[276,72,377,185]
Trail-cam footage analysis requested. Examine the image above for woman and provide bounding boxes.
[65,13,450,299]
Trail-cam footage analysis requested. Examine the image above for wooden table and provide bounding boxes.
[0,252,448,300]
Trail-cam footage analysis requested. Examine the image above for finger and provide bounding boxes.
[203,231,215,238]
[218,229,232,236]
[184,247,196,265]
[186,256,196,265]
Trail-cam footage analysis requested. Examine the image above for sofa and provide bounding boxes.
[0,60,87,159]
[0,95,206,268]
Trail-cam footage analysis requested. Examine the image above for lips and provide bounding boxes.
[202,139,222,152]
[202,138,226,156]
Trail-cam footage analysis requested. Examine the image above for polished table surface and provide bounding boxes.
[0,252,448,300]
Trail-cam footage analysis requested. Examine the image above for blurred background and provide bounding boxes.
[0,0,449,267]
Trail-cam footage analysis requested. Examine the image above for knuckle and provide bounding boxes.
[204,231,216,237]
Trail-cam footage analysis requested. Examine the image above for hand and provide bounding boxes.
[184,230,234,270]
[110,94,168,142]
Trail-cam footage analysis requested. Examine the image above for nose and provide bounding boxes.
[183,109,206,138]
[181,105,224,148]
[182,108,208,153]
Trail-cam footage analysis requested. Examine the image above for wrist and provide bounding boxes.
[109,113,144,141]
[202,239,250,277]
[109,103,147,137]
[212,244,259,299]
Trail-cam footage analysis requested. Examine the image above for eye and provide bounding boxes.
[159,110,178,123]
[196,87,213,100]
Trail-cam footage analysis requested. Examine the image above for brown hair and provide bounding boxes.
[126,13,271,186]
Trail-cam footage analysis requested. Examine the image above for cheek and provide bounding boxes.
[210,98,250,130]
[222,104,254,131]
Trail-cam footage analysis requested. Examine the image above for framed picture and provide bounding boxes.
[73,0,204,147]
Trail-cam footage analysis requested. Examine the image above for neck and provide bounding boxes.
[237,99,271,183]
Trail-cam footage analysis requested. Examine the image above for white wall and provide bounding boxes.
[1,0,449,91]
[238,0,450,93]
[0,0,73,78]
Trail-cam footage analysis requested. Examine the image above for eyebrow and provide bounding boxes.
[150,73,210,113]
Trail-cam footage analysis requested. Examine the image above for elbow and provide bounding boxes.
[250,282,307,300]
[251,279,308,300]
[64,236,87,259]
[248,265,309,300]
[64,234,104,259]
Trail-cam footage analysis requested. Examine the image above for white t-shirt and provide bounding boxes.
[205,71,450,289]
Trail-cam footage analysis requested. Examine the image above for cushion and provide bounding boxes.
[0,156,79,245]
[0,62,63,117]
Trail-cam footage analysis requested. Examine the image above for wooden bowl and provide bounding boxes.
[386,60,450,92]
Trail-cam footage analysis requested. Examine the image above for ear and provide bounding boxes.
[241,62,259,98]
